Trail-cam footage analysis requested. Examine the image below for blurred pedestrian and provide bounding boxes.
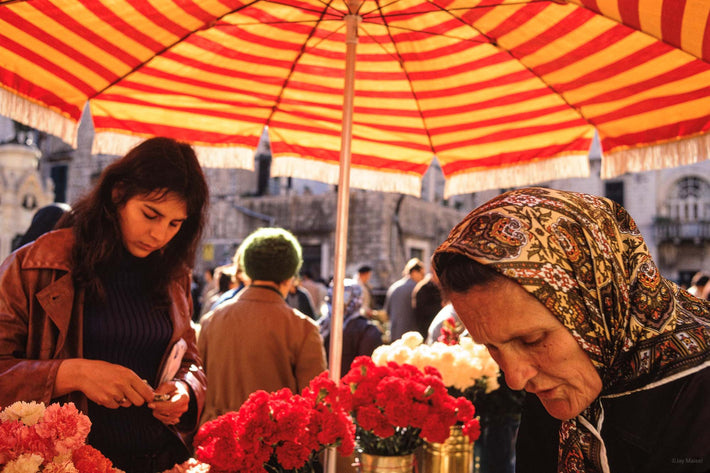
[286,275,317,320]
[300,270,328,317]
[198,227,326,424]
[355,264,375,318]
[12,202,72,250]
[383,258,425,341]
[319,278,383,375]
[411,271,443,338]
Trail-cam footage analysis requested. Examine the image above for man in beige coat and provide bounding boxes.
[198,227,327,425]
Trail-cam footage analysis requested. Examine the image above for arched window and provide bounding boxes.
[668,176,710,222]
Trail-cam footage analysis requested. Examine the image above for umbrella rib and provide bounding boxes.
[263,1,338,126]
[360,0,563,156]
[368,0,437,156]
[267,0,351,16]
[359,0,545,17]
[89,0,266,100]
[419,0,590,125]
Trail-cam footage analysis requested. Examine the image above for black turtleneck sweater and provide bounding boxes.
[82,251,173,461]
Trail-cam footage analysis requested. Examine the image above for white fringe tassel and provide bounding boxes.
[271,155,422,196]
[0,88,78,147]
[93,131,255,170]
[601,134,710,179]
[444,153,591,198]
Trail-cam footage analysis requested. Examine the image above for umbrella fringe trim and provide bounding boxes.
[602,135,710,179]
[93,131,255,170]
[444,154,590,198]
[0,88,77,147]
[271,156,422,196]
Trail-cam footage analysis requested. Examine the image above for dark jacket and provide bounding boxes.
[516,367,710,473]
[0,228,206,448]
[320,312,383,375]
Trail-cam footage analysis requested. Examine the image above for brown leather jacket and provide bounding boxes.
[0,228,206,446]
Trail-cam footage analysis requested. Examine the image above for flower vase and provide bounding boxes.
[417,424,475,473]
[357,452,414,473]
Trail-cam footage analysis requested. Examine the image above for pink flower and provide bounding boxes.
[0,420,27,463]
[35,402,91,456]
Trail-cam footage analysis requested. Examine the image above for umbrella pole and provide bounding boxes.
[326,4,360,473]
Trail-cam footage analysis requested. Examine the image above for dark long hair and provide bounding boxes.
[59,137,209,301]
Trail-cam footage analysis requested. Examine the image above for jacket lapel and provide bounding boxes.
[36,273,76,356]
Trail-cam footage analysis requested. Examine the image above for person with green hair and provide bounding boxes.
[197,227,327,425]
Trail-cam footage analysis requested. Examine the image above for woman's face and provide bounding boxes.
[116,190,187,258]
[449,277,602,420]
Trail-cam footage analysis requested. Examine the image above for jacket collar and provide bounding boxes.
[20,228,74,271]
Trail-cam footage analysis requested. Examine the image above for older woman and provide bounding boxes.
[433,187,709,473]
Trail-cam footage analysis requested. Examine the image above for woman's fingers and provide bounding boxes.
[149,380,190,424]
[74,360,155,408]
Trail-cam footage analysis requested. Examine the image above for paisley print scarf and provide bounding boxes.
[433,187,710,473]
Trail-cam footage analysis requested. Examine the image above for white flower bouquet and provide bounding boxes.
[371,330,500,401]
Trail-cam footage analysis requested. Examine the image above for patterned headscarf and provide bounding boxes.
[327,278,363,321]
[433,187,710,473]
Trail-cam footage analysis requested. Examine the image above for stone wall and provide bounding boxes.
[222,190,467,292]
[0,144,54,261]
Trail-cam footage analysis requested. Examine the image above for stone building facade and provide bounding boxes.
[224,191,467,294]
[0,144,54,258]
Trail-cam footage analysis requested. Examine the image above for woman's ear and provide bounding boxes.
[111,183,125,204]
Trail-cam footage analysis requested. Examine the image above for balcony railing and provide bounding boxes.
[654,220,710,243]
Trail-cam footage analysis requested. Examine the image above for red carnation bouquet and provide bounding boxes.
[194,372,355,473]
[0,400,121,473]
[341,356,480,456]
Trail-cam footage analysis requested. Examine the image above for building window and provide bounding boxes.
[604,181,624,207]
[301,244,323,279]
[405,237,430,267]
[668,176,710,222]
[50,164,68,203]
[409,247,424,261]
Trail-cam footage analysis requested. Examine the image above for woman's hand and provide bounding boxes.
[148,379,190,425]
[54,359,154,409]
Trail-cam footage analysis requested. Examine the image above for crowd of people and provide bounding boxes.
[1,137,708,473]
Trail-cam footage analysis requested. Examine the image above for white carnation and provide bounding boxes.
[0,401,46,425]
[399,331,424,349]
[43,457,79,473]
[370,345,390,365]
[486,375,500,393]
[369,332,500,394]
[388,345,413,365]
[2,453,44,473]
[409,345,436,371]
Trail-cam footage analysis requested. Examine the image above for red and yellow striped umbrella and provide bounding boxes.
[1,0,709,197]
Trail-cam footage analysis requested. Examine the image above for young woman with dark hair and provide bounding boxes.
[0,137,209,472]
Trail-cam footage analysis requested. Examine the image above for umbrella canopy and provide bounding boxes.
[2,0,710,198]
